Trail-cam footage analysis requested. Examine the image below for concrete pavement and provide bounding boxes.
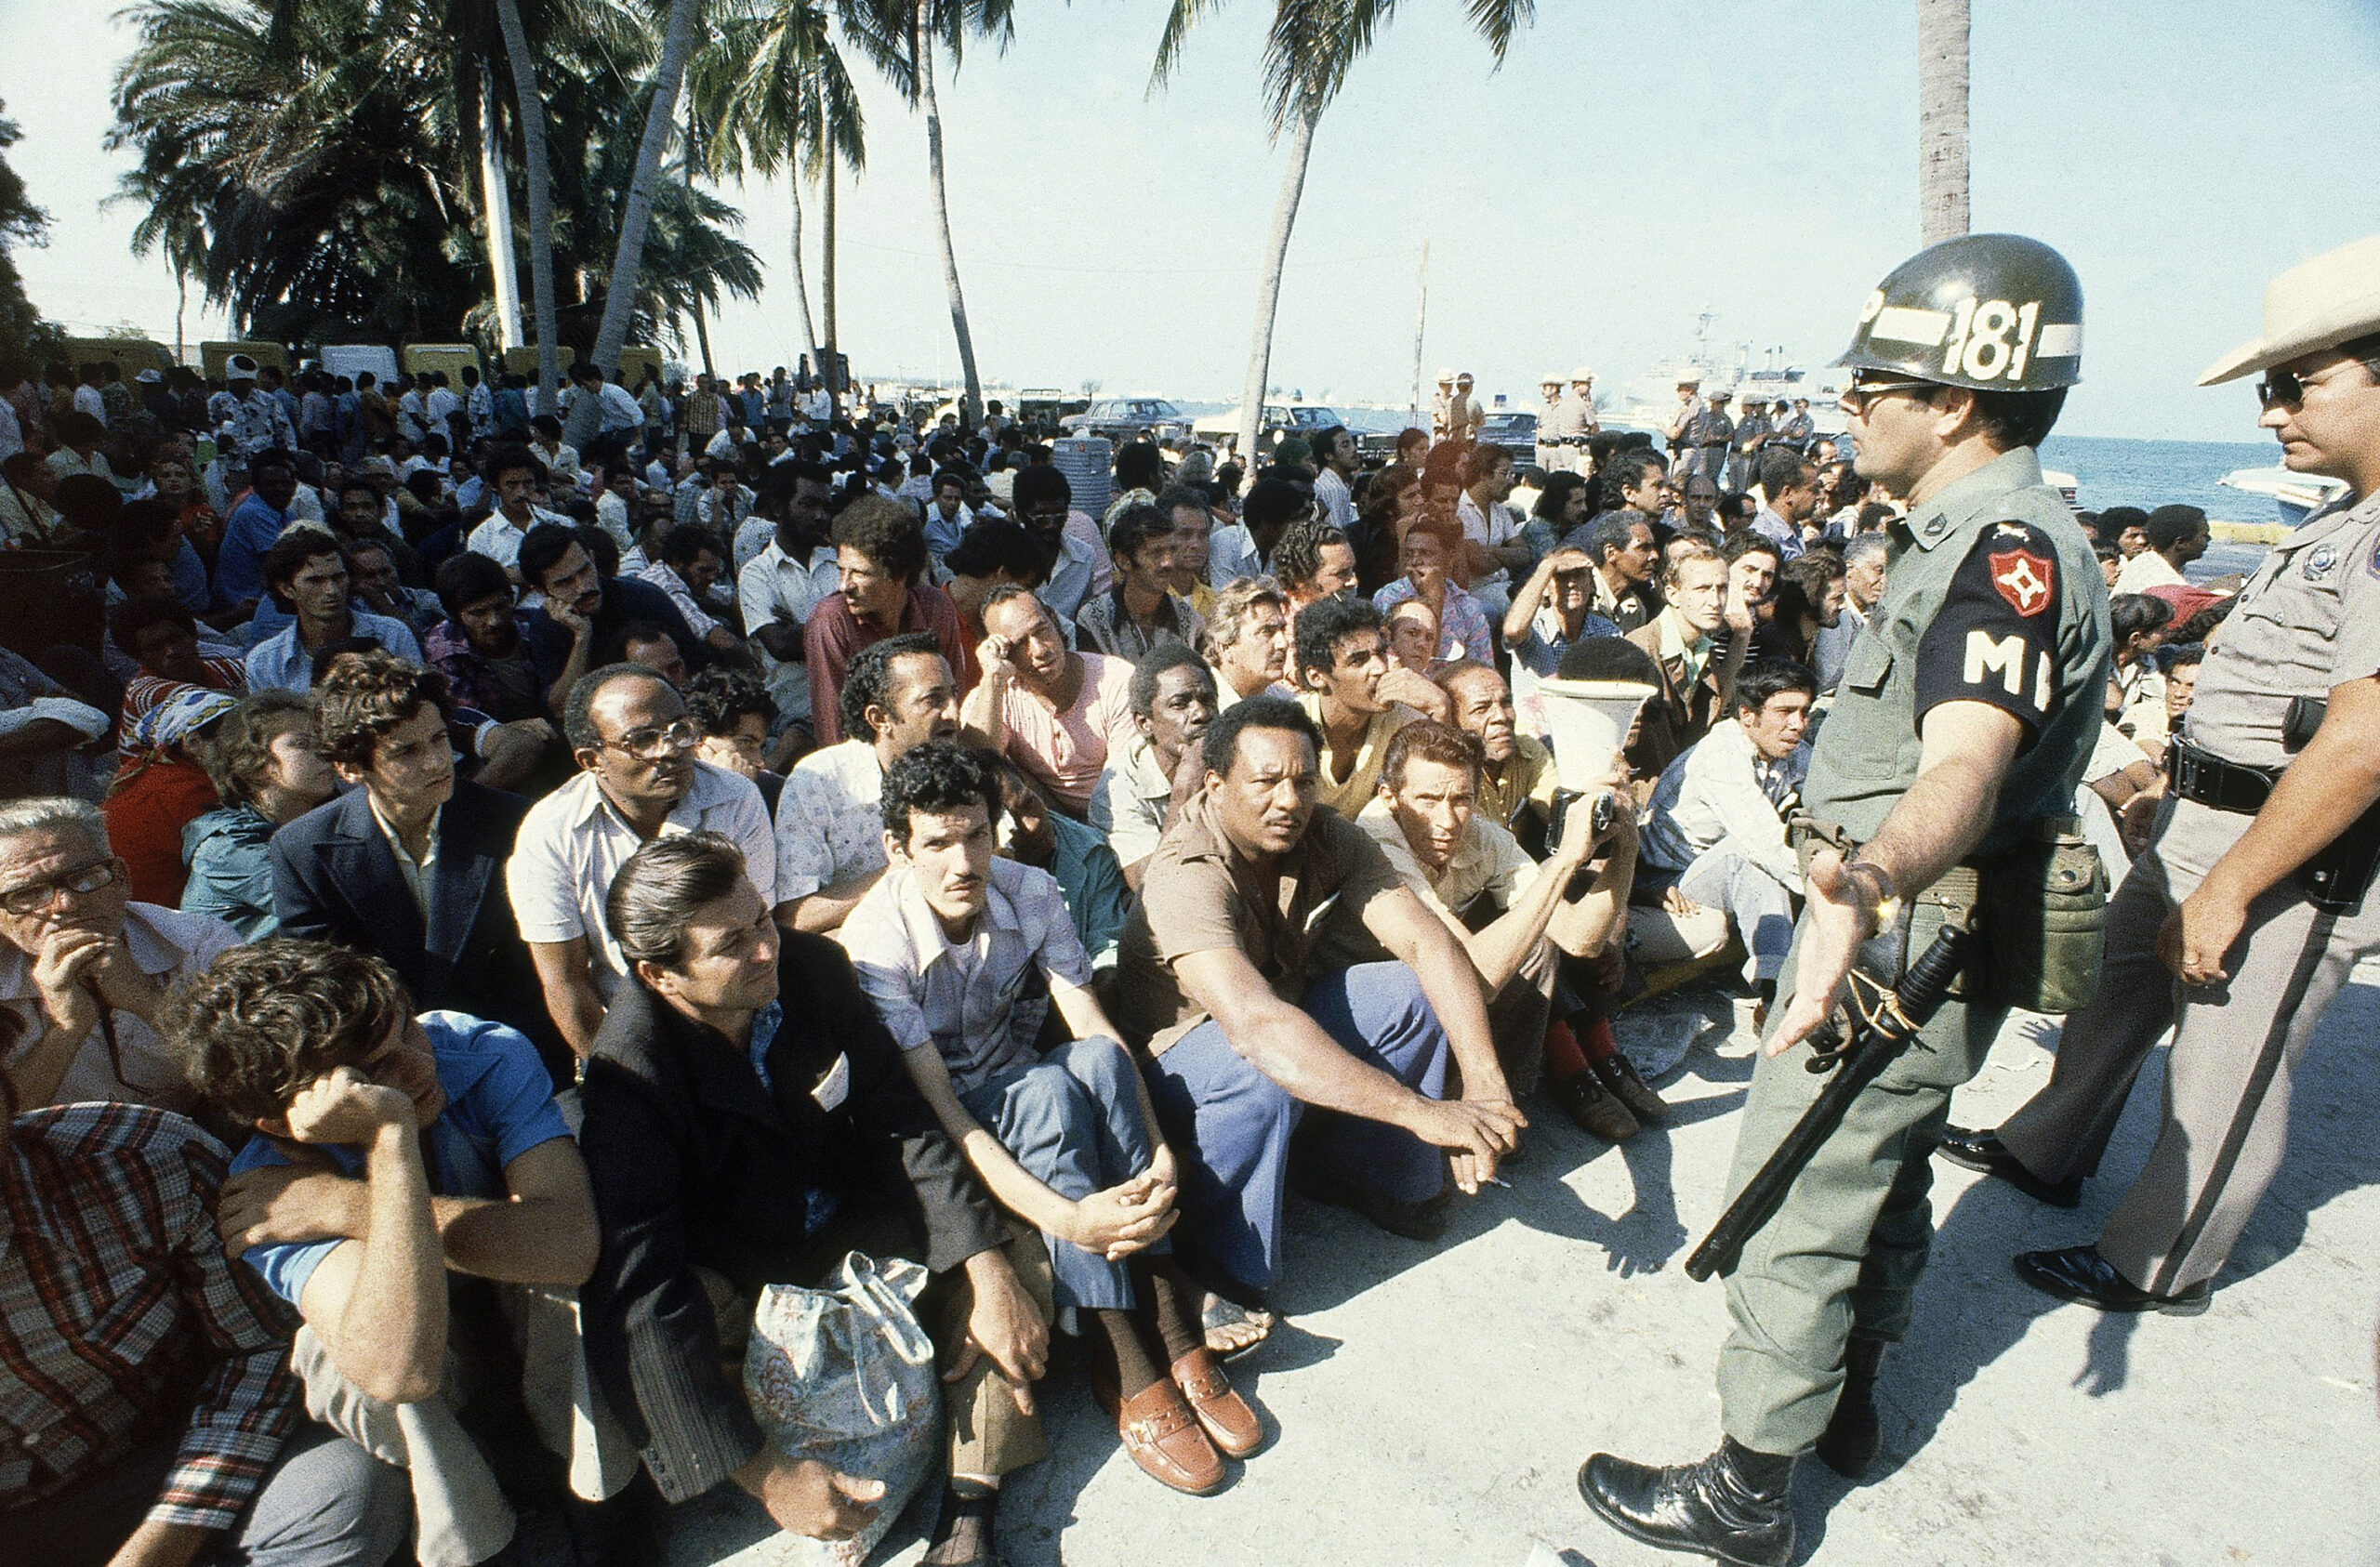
[660,981,2380,1566]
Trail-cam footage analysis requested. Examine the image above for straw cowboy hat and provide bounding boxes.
[2200,232,2380,386]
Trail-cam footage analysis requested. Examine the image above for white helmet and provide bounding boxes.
[1435,366,1456,384]
[1568,365,1595,384]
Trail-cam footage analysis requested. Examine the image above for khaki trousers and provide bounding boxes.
[1998,797,2380,1294]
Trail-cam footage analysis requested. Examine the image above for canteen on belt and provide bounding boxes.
[1535,678,1655,793]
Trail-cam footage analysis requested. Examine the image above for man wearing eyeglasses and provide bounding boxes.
[0,796,240,1117]
[1942,234,2380,1322]
[1580,234,2107,1567]
[508,665,776,1055]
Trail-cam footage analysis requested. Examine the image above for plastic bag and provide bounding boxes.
[743,1250,942,1567]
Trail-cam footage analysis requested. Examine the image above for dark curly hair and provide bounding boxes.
[167,940,414,1124]
[1198,693,1321,779]
[830,494,928,585]
[879,739,1000,847]
[840,630,942,744]
[1291,592,1384,688]
[313,651,452,769]
[683,665,777,739]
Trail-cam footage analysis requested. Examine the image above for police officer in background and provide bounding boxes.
[1539,366,1600,473]
[1940,232,2380,1314]
[1535,372,1567,470]
[1664,375,1707,468]
[1579,234,2106,1567]
[1683,388,1736,488]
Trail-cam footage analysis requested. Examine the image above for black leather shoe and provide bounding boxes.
[1814,1338,1884,1479]
[1579,1439,1795,1567]
[1292,1164,1450,1241]
[2014,1244,2211,1316]
[1935,1126,2082,1208]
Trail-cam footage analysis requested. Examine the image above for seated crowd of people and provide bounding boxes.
[0,357,2235,1567]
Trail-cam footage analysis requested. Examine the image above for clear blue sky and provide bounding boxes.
[4,0,2375,440]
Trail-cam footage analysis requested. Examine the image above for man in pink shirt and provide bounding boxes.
[804,495,976,744]
[962,585,1133,817]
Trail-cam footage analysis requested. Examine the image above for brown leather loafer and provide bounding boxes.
[1170,1348,1263,1458]
[1113,1378,1226,1495]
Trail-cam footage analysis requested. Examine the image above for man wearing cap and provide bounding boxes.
[1580,234,2106,1567]
[1431,369,1459,443]
[1533,375,1567,471]
[1938,233,2380,1322]
[1540,369,1599,475]
[207,355,297,460]
[1663,378,1707,469]
[1681,389,1735,489]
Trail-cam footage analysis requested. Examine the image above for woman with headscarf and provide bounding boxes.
[100,686,236,905]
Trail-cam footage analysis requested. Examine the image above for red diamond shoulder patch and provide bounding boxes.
[1988,547,2054,617]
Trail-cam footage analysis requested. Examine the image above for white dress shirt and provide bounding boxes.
[506,762,775,995]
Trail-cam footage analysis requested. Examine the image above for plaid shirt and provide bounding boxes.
[0,1104,298,1531]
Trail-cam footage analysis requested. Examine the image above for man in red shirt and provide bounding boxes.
[803,496,975,744]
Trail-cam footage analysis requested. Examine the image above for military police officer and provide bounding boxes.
[1579,234,2107,1567]
[1938,232,2380,1315]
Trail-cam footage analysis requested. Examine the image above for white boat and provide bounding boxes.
[2218,466,2351,525]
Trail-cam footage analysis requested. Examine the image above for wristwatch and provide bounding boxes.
[1843,859,1899,927]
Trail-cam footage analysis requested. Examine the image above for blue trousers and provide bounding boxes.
[1143,962,1453,1295]
[959,1035,1159,1313]
[1667,838,1798,985]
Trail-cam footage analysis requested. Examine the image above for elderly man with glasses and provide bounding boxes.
[508,664,775,1055]
[0,796,241,1117]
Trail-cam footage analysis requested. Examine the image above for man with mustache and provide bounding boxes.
[507,665,774,1054]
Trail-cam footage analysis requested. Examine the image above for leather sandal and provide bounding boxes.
[1170,1348,1263,1458]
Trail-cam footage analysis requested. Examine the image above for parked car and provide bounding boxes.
[1191,402,1347,459]
[1061,397,1192,445]
[1475,410,1540,466]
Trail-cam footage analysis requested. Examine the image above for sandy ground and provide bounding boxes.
[648,981,2380,1567]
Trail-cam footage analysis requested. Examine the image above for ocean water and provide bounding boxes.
[2037,434,2285,521]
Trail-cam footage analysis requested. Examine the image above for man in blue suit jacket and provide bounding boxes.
[268,651,565,1081]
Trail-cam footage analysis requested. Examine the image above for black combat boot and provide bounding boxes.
[1815,1337,1884,1478]
[1579,1437,1795,1567]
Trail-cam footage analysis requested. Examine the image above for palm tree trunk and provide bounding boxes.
[1917,0,1969,244]
[495,0,561,413]
[684,99,716,381]
[917,22,981,430]
[478,64,524,349]
[591,0,701,375]
[787,181,823,406]
[1237,99,1318,461]
[822,158,839,404]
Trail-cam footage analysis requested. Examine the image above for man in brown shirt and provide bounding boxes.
[1115,697,1525,1309]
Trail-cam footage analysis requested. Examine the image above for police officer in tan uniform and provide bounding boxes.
[1534,374,1566,469]
[1580,234,2103,1567]
[1539,367,1599,474]
[1941,232,2380,1315]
